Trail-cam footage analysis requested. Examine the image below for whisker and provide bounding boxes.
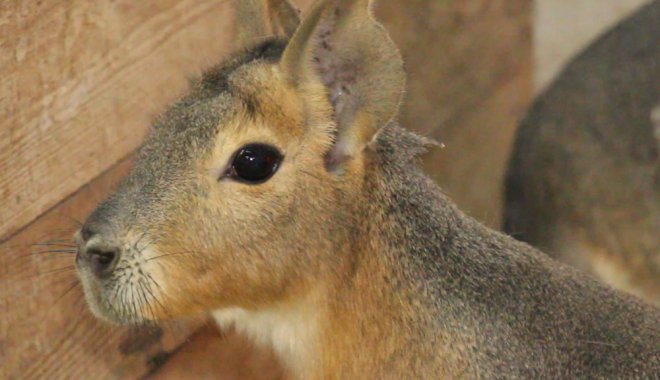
[109,281,124,321]
[39,265,77,276]
[38,255,78,263]
[41,238,74,244]
[137,280,156,322]
[144,277,189,338]
[133,281,146,322]
[145,251,191,262]
[33,243,78,248]
[145,272,164,292]
[22,249,77,259]
[71,291,87,313]
[134,232,148,252]
[144,277,171,319]
[32,249,77,255]
[121,282,131,322]
[50,280,81,311]
[141,282,160,326]
[140,275,190,339]
[130,283,141,325]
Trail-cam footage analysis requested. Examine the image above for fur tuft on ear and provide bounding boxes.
[234,0,301,48]
[281,0,405,170]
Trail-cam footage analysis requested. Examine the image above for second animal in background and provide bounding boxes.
[504,0,660,305]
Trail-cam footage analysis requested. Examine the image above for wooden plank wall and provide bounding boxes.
[0,0,531,378]
[1,159,206,379]
[0,0,235,241]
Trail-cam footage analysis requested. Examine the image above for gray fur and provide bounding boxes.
[372,125,659,377]
[504,1,660,301]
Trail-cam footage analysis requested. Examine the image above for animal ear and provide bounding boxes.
[234,0,301,47]
[267,0,301,37]
[280,0,405,170]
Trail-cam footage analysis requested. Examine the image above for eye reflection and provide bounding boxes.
[225,143,283,184]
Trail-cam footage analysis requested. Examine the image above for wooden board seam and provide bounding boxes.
[0,153,133,244]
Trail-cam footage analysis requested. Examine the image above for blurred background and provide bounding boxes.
[0,0,653,378]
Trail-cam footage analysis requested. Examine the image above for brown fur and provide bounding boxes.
[76,1,659,378]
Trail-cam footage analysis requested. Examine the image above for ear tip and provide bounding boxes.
[234,0,302,48]
[269,0,302,37]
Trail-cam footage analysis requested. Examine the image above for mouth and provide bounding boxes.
[76,262,164,326]
[75,229,170,325]
[77,270,126,324]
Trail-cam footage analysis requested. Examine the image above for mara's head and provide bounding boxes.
[75,0,404,324]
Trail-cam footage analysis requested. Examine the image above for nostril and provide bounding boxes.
[86,247,119,276]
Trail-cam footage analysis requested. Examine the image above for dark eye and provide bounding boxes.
[227,144,283,184]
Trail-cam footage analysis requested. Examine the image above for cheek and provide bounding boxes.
[147,239,294,313]
[146,191,294,292]
[209,181,295,246]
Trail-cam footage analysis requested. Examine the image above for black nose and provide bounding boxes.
[78,225,120,277]
[85,245,119,277]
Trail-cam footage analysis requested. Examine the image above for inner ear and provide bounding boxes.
[313,6,362,129]
[281,0,404,171]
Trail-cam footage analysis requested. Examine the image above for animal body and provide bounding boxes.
[76,0,660,378]
[504,1,660,305]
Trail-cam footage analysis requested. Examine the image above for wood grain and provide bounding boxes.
[0,157,204,380]
[0,0,236,241]
[149,326,283,380]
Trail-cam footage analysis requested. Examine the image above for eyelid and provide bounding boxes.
[210,146,246,181]
[210,159,233,181]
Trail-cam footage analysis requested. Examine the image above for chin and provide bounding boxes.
[80,285,118,324]
[78,270,138,325]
